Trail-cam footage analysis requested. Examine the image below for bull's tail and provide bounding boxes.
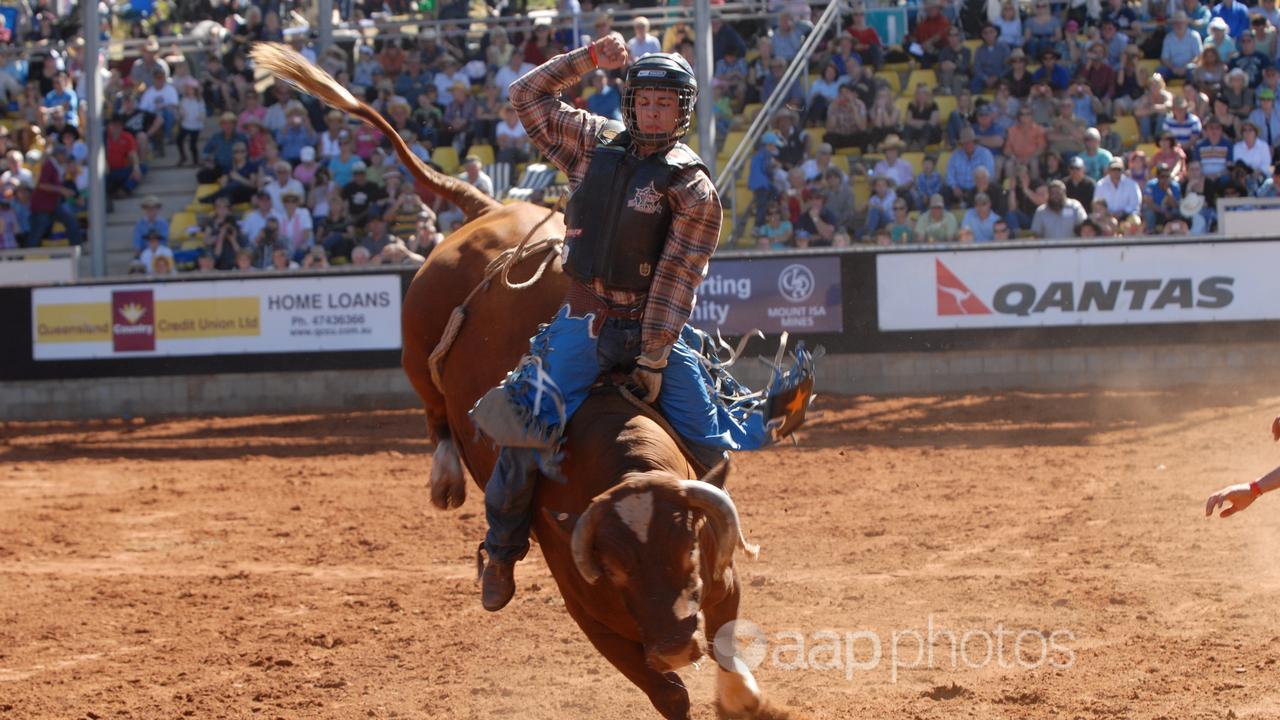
[249,42,499,224]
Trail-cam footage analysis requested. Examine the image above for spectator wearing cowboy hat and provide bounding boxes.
[277,188,314,262]
[1096,156,1143,220]
[132,195,168,255]
[139,229,175,275]
[945,127,996,206]
[198,112,248,184]
[1161,11,1204,82]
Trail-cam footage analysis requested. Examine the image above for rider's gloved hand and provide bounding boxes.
[632,347,670,404]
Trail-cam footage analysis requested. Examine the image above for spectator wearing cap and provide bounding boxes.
[1032,179,1088,239]
[749,132,783,226]
[1064,155,1097,208]
[961,192,999,242]
[199,113,249,184]
[1195,116,1235,183]
[276,106,317,164]
[945,127,996,206]
[139,230,175,275]
[973,104,1006,157]
[1077,127,1113,180]
[971,25,1010,94]
[1249,86,1280,144]
[341,161,387,227]
[795,188,837,247]
[1162,12,1204,81]
[1096,157,1143,219]
[293,146,321,187]
[1214,0,1251,39]
[915,193,959,243]
[1144,162,1184,230]
[28,144,82,247]
[106,115,144,197]
[1032,48,1070,93]
[132,195,168,255]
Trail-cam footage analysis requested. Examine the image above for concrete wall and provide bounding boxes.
[5,341,1280,421]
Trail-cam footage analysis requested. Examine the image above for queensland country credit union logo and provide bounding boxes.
[112,289,156,352]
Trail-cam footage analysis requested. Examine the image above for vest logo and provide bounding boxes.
[639,262,652,277]
[778,263,815,303]
[935,259,992,316]
[112,289,156,352]
[627,181,663,215]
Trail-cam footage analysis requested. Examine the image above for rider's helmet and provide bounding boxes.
[621,52,698,144]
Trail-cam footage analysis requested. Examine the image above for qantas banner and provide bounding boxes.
[876,242,1280,331]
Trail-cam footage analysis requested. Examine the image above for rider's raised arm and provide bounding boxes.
[508,47,608,185]
[640,166,722,356]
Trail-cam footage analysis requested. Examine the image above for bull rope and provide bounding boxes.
[427,202,565,391]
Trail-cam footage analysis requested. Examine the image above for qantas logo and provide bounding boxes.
[936,260,991,315]
[933,259,1235,317]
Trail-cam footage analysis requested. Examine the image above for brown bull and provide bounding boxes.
[250,44,783,719]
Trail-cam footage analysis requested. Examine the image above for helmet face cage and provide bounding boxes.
[622,83,697,144]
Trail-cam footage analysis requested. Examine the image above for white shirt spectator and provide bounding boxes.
[140,244,175,275]
[1031,198,1088,238]
[1233,138,1271,175]
[264,177,306,215]
[139,83,179,113]
[1095,173,1143,217]
[319,130,343,159]
[628,34,662,59]
[278,206,314,252]
[494,62,535,101]
[240,208,284,244]
[496,118,529,151]
[433,70,472,107]
[872,158,914,191]
[2,166,32,188]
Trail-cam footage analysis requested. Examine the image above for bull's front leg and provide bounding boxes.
[563,598,692,719]
[703,569,764,719]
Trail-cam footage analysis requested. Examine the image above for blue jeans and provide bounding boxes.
[28,205,83,247]
[480,304,780,563]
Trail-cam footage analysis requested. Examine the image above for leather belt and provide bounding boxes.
[565,281,643,334]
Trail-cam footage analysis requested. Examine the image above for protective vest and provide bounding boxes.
[563,126,706,292]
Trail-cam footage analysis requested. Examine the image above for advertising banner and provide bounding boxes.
[692,256,843,335]
[877,242,1280,331]
[32,274,401,360]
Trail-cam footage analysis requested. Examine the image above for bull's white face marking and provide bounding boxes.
[671,588,701,622]
[716,666,762,715]
[613,491,654,544]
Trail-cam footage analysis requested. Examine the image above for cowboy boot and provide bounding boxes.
[481,558,516,611]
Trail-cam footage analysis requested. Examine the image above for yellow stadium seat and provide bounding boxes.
[807,127,826,148]
[894,97,912,118]
[1136,143,1160,161]
[170,212,197,235]
[733,186,753,214]
[934,94,957,119]
[851,177,870,210]
[432,146,460,174]
[1114,116,1140,147]
[743,103,764,123]
[963,39,981,53]
[935,150,952,173]
[468,144,496,166]
[905,69,938,94]
[875,70,901,94]
[902,151,925,175]
[1137,59,1159,85]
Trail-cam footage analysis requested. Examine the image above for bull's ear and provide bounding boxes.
[541,508,580,539]
[700,458,731,489]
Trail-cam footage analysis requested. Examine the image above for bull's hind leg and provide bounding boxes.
[428,425,467,509]
[564,599,692,719]
[704,577,764,718]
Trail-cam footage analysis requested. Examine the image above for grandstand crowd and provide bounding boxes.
[6,0,1280,272]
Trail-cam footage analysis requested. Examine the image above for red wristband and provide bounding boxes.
[1251,481,1263,498]
[588,44,599,67]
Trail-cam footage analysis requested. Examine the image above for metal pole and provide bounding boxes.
[318,0,333,56]
[694,0,714,178]
[85,0,106,277]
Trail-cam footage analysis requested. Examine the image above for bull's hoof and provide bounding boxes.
[481,558,516,611]
[715,667,763,718]
[429,438,466,510]
[715,701,800,720]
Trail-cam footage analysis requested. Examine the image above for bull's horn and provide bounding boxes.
[679,481,759,580]
[571,498,609,584]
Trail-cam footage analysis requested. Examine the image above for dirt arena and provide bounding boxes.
[3,385,1280,719]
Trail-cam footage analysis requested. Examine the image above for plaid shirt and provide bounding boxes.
[509,46,722,354]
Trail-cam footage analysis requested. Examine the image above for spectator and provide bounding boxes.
[359,207,395,260]
[902,85,942,150]
[43,70,78,127]
[585,70,622,122]
[1248,86,1280,145]
[1004,47,1035,99]
[1033,48,1070,93]
[995,1,1025,50]
[28,144,82,247]
[1064,155,1097,208]
[1192,45,1228,88]
[1206,17,1237,59]
[234,247,256,272]
[887,199,915,243]
[495,104,531,163]
[269,245,299,271]
[972,25,1010,94]
[1182,0,1213,38]
[824,84,868,150]
[1096,157,1143,220]
[908,0,951,67]
[802,142,844,184]
[962,192,999,242]
[767,13,802,63]
[199,112,249,184]
[0,151,30,190]
[747,37,775,105]
[912,154,945,211]
[845,8,884,69]
[946,128,996,206]
[861,176,896,237]
[139,69,178,155]
[749,132,782,226]
[754,203,794,250]
[1180,192,1210,233]
[805,63,841,124]
[131,38,170,89]
[442,84,479,152]
[139,230,174,274]
[935,28,972,96]
[915,193,959,243]
[822,168,856,232]
[973,104,1006,158]
[0,189,23,249]
[1114,48,1146,117]
[1031,179,1088,238]
[294,146,321,188]
[1255,165,1280,196]
[105,115,144,198]
[1214,0,1251,39]
[1162,12,1203,82]
[495,52,535,103]
[327,134,361,187]
[277,190,313,261]
[872,136,914,198]
[240,191,279,246]
[761,57,805,111]
[794,188,836,246]
[433,57,470,107]
[340,161,386,228]
[1234,119,1270,174]
[318,111,346,159]
[1223,69,1255,126]
[262,160,303,215]
[1144,162,1184,231]
[1006,107,1048,173]
[277,106,317,165]
[1079,128,1114,180]
[199,143,259,205]
[1024,0,1063,60]
[628,17,662,59]
[773,110,809,167]
[1009,163,1047,232]
[945,89,977,147]
[1195,116,1234,186]
[969,166,1007,217]
[867,86,900,148]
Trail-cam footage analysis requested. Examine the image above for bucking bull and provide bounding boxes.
[251,44,798,719]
